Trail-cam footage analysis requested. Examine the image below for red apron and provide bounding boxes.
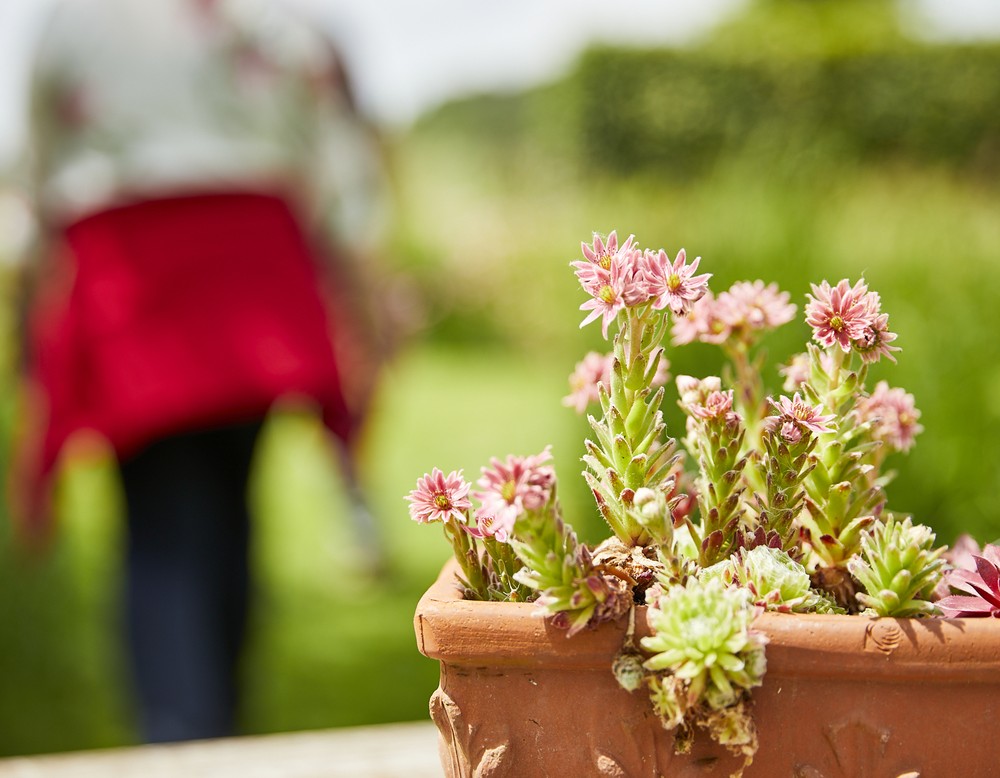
[23,191,353,533]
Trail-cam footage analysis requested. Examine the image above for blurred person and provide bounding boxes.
[12,0,391,743]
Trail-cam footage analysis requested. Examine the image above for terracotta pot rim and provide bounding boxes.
[415,560,1000,681]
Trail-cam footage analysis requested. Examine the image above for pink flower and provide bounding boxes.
[642,248,711,317]
[406,468,473,524]
[474,446,556,527]
[464,513,513,544]
[576,231,632,274]
[689,389,736,421]
[937,544,1000,617]
[854,312,900,365]
[718,281,797,332]
[577,250,649,338]
[805,279,877,352]
[855,381,923,452]
[572,231,625,291]
[671,293,731,346]
[763,394,836,441]
[578,261,627,338]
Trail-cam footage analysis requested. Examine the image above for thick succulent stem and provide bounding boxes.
[442,520,490,600]
[800,346,884,569]
[585,306,677,546]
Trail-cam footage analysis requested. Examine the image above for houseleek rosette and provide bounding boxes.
[848,514,944,617]
[701,546,842,614]
[641,576,767,761]
[936,541,1000,617]
[509,492,631,636]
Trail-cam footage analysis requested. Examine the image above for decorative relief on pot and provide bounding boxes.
[429,688,469,778]
[429,688,512,778]
[473,745,510,778]
[794,718,920,778]
[864,620,903,655]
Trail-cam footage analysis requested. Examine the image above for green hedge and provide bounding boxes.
[574,44,1000,176]
[415,0,1000,180]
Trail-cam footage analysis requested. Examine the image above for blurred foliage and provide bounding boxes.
[3,0,1000,759]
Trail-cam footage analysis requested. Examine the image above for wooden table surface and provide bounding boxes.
[0,722,442,778]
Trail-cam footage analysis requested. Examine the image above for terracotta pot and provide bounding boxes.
[415,561,1000,777]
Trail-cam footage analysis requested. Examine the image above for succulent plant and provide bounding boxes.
[510,485,631,635]
[848,514,944,616]
[643,577,766,711]
[410,231,953,769]
[701,546,843,614]
[640,576,766,763]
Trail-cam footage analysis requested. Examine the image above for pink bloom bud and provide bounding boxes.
[689,389,736,421]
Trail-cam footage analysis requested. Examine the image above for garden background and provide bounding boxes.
[2,0,1000,756]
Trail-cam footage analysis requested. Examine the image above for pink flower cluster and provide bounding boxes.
[763,394,836,444]
[562,350,671,414]
[855,381,923,453]
[672,281,797,346]
[677,374,738,423]
[676,375,742,430]
[407,448,557,544]
[804,279,899,364]
[573,231,711,338]
[470,447,557,542]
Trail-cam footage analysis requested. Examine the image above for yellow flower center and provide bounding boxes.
[434,494,451,509]
[829,315,844,331]
[668,273,681,291]
[599,254,612,271]
[500,480,517,503]
[598,285,615,304]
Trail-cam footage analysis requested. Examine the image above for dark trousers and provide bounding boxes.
[120,422,260,743]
